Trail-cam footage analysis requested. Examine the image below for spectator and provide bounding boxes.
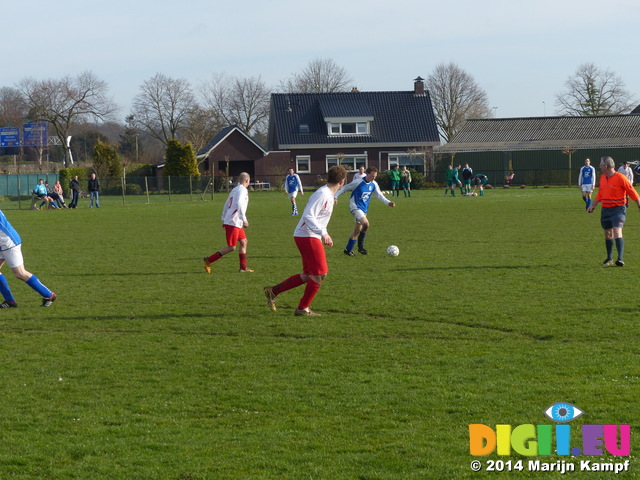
[88,173,100,208]
[33,179,56,209]
[69,175,81,209]
[46,181,67,208]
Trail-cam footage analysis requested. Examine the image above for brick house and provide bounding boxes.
[197,77,440,186]
[267,77,440,184]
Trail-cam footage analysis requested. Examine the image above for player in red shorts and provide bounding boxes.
[203,172,254,273]
[263,165,347,316]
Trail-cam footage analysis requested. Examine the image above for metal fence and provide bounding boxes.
[0,169,607,210]
[1,175,224,210]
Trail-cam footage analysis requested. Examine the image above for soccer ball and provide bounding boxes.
[387,245,400,257]
[472,192,478,196]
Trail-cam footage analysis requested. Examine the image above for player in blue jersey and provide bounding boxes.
[578,158,597,210]
[334,166,395,256]
[284,168,304,216]
[0,209,57,308]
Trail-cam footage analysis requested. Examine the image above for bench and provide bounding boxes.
[250,182,271,190]
[30,195,54,210]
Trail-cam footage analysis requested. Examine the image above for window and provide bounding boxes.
[341,123,356,134]
[299,123,309,133]
[326,155,367,172]
[388,152,425,172]
[327,121,369,135]
[296,156,310,173]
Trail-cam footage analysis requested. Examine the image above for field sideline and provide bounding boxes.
[0,187,637,479]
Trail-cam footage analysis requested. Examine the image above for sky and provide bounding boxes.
[3,0,640,122]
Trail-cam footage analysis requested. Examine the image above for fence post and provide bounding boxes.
[168,176,172,202]
[121,176,126,205]
[17,177,21,210]
[189,176,193,201]
[145,177,150,204]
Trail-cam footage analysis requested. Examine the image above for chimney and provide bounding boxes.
[413,76,425,96]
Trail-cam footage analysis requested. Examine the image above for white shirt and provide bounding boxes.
[221,184,249,228]
[294,185,335,239]
[618,165,634,184]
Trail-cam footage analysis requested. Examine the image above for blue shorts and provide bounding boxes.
[601,206,626,230]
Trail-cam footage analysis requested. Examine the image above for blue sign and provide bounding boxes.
[0,127,20,147]
[23,121,48,146]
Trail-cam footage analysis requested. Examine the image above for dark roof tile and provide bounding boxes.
[268,90,439,150]
[439,115,640,152]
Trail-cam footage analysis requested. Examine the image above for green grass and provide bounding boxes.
[0,187,638,479]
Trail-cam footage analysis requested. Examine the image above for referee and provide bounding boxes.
[588,156,640,266]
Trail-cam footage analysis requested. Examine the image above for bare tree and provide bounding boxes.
[555,63,636,116]
[278,58,352,93]
[184,105,226,161]
[131,73,196,145]
[18,71,117,164]
[0,87,28,127]
[200,73,270,138]
[425,62,491,143]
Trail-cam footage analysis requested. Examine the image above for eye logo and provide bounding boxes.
[544,403,584,422]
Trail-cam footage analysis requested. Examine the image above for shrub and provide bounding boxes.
[214,171,229,192]
[94,140,121,178]
[125,164,153,177]
[164,139,199,177]
[314,177,327,188]
[408,169,424,190]
[125,184,143,195]
[59,167,88,197]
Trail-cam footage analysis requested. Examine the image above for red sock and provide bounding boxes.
[273,274,305,295]
[207,252,223,263]
[298,279,320,310]
[239,253,247,270]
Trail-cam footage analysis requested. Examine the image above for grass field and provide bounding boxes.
[0,187,638,479]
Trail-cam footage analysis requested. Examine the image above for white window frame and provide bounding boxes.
[295,155,310,173]
[388,152,425,170]
[326,121,369,136]
[326,155,367,172]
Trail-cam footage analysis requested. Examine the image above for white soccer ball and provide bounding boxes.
[471,192,478,196]
[387,245,400,257]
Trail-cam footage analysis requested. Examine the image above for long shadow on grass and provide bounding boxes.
[391,264,553,271]
[320,308,555,341]
[57,272,199,277]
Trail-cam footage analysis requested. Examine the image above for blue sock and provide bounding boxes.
[346,239,357,252]
[615,238,624,260]
[605,239,614,260]
[25,275,52,298]
[0,274,15,303]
